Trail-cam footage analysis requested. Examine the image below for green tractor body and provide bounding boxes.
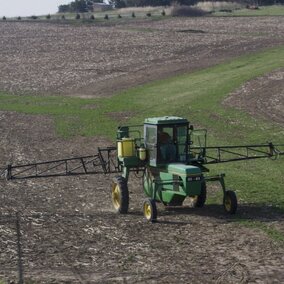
[115,116,207,218]
[112,116,283,221]
[142,117,203,204]
[143,163,202,205]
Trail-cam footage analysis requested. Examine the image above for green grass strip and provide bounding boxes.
[0,46,283,140]
[239,219,284,245]
[214,5,284,16]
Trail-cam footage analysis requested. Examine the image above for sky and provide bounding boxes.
[0,0,72,17]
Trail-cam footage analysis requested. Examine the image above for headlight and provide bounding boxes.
[187,176,201,182]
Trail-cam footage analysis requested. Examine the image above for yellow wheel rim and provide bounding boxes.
[224,196,232,211]
[112,184,121,210]
[144,203,152,220]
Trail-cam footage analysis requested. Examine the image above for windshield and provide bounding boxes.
[176,126,188,162]
[157,124,188,163]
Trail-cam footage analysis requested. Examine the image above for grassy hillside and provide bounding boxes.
[0,46,283,210]
[213,5,284,16]
[5,5,284,22]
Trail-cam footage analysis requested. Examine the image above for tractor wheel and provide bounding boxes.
[111,176,129,214]
[143,198,157,222]
[223,190,237,214]
[189,180,207,208]
[196,180,207,207]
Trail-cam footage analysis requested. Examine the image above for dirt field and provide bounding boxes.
[0,16,284,283]
[0,17,283,97]
[224,68,284,125]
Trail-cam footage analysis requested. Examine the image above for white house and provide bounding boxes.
[93,3,113,12]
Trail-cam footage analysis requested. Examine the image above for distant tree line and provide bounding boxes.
[58,0,103,13]
[110,0,284,7]
[111,0,200,8]
[58,0,284,12]
[246,0,284,4]
[58,0,200,12]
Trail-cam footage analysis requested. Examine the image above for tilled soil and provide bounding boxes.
[0,111,284,283]
[224,68,284,125]
[1,17,284,283]
[0,16,283,97]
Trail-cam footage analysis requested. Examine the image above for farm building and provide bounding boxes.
[93,3,112,12]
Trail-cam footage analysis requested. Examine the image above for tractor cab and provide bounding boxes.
[144,116,190,167]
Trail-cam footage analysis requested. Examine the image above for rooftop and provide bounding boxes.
[144,116,189,125]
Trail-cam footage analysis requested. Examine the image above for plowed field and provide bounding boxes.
[0,16,284,283]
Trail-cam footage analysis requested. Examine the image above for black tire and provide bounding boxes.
[223,190,237,214]
[111,176,129,214]
[143,198,157,222]
[194,180,207,208]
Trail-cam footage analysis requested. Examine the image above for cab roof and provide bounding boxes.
[144,116,189,125]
